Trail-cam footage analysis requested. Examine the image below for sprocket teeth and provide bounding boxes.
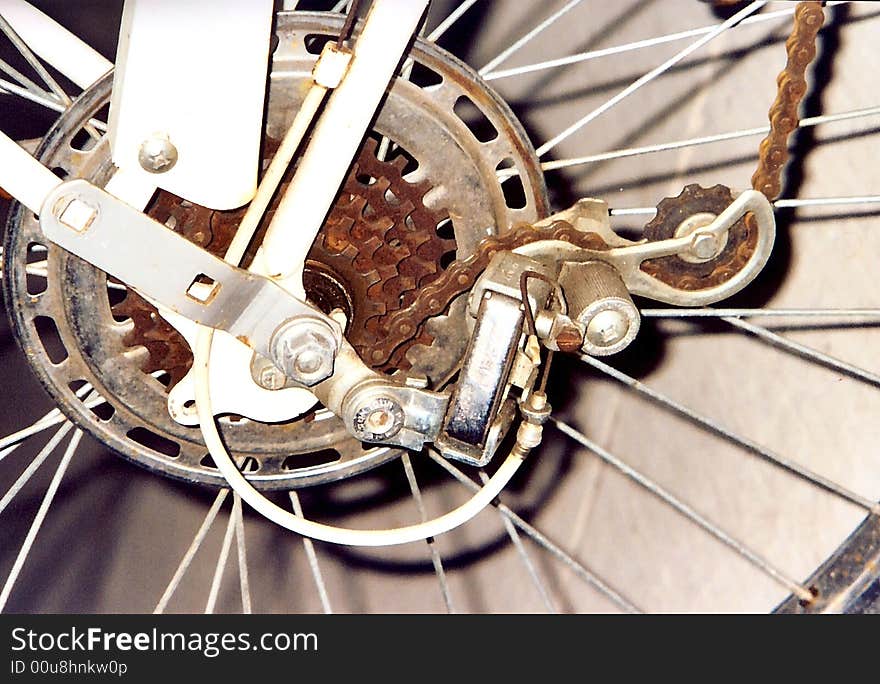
[389,154,408,173]
[122,133,456,377]
[641,183,755,292]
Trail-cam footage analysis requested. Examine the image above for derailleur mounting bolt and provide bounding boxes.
[352,396,405,442]
[559,261,640,357]
[585,308,630,348]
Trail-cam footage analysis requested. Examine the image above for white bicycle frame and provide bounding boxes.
[0,0,427,236]
[0,0,276,212]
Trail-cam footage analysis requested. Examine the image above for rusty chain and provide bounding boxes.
[370,1,826,367]
[751,1,825,200]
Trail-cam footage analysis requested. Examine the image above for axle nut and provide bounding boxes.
[270,318,338,387]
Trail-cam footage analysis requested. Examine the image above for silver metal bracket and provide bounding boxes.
[39,179,448,453]
[518,190,776,306]
[39,179,341,364]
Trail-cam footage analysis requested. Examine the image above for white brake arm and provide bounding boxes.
[255,0,430,296]
[0,131,60,213]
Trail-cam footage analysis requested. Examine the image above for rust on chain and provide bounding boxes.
[638,2,825,292]
[751,1,826,200]
[394,2,828,348]
[114,137,456,383]
[370,221,610,367]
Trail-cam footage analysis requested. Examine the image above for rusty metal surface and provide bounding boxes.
[751,1,826,201]
[640,183,758,291]
[372,221,610,366]
[113,136,454,382]
[634,2,823,291]
[390,2,826,327]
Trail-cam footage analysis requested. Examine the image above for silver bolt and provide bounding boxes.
[586,308,630,348]
[691,231,720,260]
[138,134,178,174]
[352,396,404,441]
[270,318,338,387]
[365,408,393,433]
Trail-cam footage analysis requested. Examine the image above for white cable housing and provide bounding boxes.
[194,327,526,547]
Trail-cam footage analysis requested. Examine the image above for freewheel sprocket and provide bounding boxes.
[114,135,456,382]
[2,12,548,489]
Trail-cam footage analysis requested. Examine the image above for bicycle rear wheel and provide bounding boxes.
[1,0,879,613]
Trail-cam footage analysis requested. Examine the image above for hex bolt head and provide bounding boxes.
[674,212,725,263]
[270,319,338,387]
[258,364,286,391]
[293,348,324,375]
[586,308,630,348]
[138,134,178,174]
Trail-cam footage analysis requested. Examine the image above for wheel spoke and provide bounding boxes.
[534,1,766,158]
[483,2,846,81]
[551,418,814,603]
[723,316,880,388]
[478,470,556,613]
[154,489,230,614]
[289,491,333,614]
[0,383,95,458]
[541,105,880,173]
[609,207,656,216]
[402,453,454,613]
[0,420,74,516]
[0,77,107,128]
[0,14,70,105]
[578,354,880,514]
[232,493,252,614]
[428,0,480,42]
[204,502,237,614]
[427,449,641,613]
[641,308,880,319]
[478,0,587,75]
[0,428,83,612]
[0,13,100,141]
[0,55,52,97]
[774,196,880,208]
[613,195,880,216]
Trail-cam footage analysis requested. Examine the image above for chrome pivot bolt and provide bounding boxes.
[352,396,405,442]
[690,231,721,260]
[675,212,726,263]
[558,261,641,357]
[585,308,631,348]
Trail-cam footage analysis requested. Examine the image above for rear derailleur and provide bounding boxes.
[38,179,775,467]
